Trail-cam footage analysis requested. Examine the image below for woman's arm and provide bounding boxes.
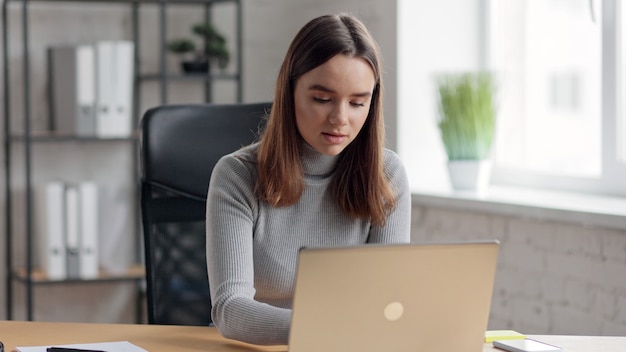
[206,155,291,345]
[367,150,412,244]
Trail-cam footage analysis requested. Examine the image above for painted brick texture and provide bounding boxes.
[411,205,626,336]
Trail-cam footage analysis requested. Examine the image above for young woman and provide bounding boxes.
[206,13,411,345]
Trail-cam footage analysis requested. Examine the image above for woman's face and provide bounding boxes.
[294,54,376,156]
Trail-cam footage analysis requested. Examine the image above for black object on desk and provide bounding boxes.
[47,348,106,352]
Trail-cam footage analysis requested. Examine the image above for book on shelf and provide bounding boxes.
[41,181,66,280]
[47,45,97,136]
[38,181,100,280]
[112,40,135,138]
[79,181,99,279]
[64,185,81,279]
[47,40,134,138]
[96,40,134,138]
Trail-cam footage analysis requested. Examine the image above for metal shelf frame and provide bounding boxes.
[2,0,242,321]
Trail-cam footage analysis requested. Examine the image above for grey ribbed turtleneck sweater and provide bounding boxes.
[206,142,411,346]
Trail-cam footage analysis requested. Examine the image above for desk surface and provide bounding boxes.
[1,320,625,352]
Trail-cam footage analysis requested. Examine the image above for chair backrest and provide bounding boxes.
[139,102,271,325]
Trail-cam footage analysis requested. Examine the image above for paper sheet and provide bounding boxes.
[16,341,147,352]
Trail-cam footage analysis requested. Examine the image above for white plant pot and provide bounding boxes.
[447,159,492,190]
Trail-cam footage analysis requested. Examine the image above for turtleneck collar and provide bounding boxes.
[300,142,339,178]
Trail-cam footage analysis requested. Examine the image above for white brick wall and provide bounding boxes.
[411,204,626,336]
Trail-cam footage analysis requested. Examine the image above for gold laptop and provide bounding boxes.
[288,240,499,352]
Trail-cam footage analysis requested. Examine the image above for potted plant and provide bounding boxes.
[436,72,497,190]
[167,22,230,73]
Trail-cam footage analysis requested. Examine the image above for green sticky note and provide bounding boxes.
[485,330,526,342]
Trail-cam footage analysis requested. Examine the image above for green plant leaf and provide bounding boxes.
[166,38,196,54]
[166,22,230,69]
[436,72,497,160]
[193,22,230,68]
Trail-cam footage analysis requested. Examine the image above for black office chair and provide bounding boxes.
[139,102,271,325]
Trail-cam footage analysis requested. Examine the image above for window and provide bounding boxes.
[488,0,626,196]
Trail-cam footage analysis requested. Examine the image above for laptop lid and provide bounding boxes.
[288,240,499,352]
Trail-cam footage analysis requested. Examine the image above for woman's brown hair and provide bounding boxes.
[257,13,397,226]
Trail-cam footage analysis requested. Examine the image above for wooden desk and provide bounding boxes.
[1,320,625,352]
[0,321,285,352]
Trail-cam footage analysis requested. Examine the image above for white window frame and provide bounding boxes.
[488,0,626,197]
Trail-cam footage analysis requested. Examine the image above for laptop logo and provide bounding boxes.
[383,301,404,321]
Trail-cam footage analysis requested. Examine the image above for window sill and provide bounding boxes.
[411,185,626,231]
